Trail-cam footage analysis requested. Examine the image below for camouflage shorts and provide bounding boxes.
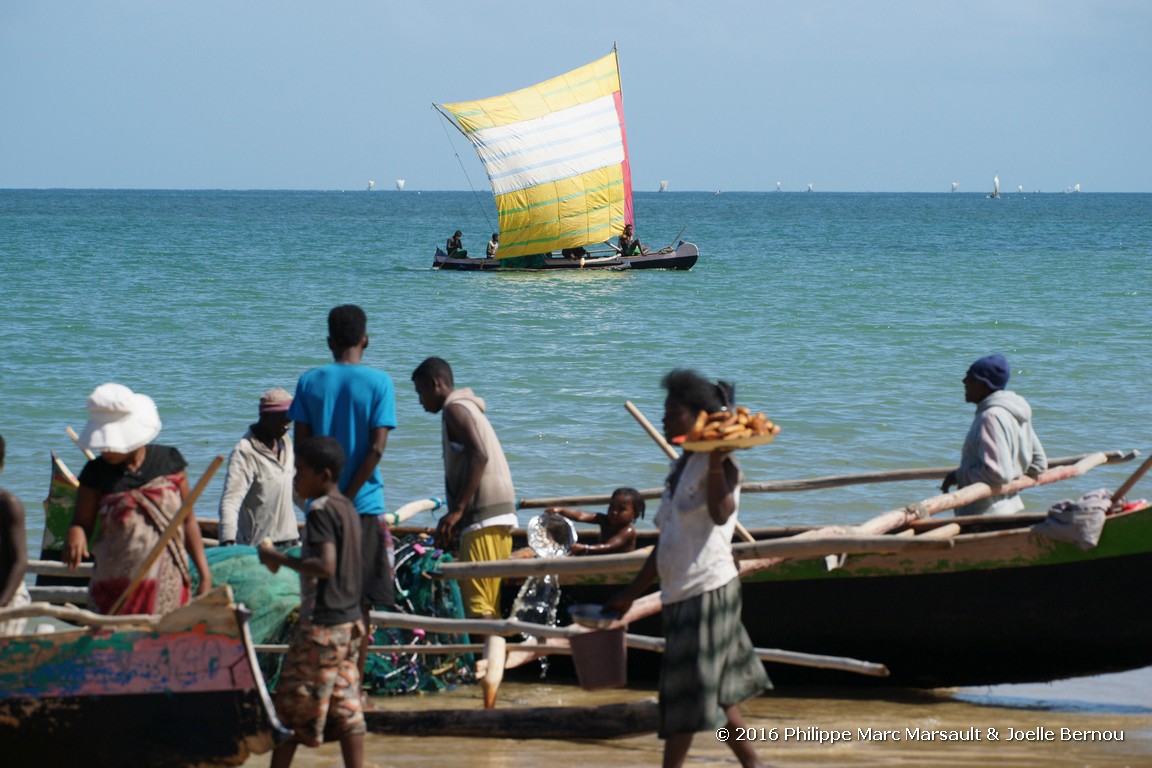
[275,619,366,746]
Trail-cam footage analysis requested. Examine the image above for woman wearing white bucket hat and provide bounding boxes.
[64,383,212,614]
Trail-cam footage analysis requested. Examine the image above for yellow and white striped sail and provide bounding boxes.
[439,51,633,259]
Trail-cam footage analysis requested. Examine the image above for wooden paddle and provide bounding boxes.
[624,400,756,543]
[107,456,223,615]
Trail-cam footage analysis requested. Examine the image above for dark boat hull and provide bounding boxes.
[511,505,1152,688]
[432,241,699,271]
[2,689,276,768]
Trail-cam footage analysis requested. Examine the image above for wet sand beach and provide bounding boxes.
[255,667,1152,767]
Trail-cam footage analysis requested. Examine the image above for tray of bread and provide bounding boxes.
[674,406,781,452]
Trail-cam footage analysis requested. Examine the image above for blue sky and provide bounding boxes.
[2,1,1149,192]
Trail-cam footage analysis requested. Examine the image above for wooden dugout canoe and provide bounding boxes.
[0,586,288,768]
[473,502,1152,688]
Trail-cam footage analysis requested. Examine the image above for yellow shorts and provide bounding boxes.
[459,525,512,619]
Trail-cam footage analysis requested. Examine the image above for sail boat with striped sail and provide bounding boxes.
[431,50,698,271]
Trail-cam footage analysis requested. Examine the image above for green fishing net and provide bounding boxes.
[192,545,301,643]
[194,534,475,695]
[363,533,476,695]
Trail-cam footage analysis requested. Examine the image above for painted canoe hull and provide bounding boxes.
[432,241,699,271]
[503,504,1152,688]
[0,586,288,767]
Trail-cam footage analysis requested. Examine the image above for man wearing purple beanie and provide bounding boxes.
[942,354,1048,515]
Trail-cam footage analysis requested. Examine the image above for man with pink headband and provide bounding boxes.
[218,387,300,548]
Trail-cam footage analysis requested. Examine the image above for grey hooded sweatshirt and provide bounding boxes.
[955,389,1048,516]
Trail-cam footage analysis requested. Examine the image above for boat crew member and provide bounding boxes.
[412,356,517,708]
[0,433,31,636]
[485,233,499,259]
[941,354,1048,515]
[606,369,769,768]
[446,230,465,257]
[616,223,642,257]
[217,387,300,548]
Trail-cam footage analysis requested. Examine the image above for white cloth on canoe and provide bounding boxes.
[1032,487,1110,551]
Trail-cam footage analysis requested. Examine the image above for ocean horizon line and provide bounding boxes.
[2,187,1142,195]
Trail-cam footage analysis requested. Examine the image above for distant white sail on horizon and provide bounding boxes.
[396,179,406,191]
[1074,183,1081,193]
[951,181,959,192]
[659,180,669,192]
[993,175,1000,195]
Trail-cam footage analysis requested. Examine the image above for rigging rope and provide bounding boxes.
[435,106,494,233]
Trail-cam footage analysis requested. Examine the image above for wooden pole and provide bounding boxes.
[623,400,756,543]
[66,426,96,460]
[367,610,888,676]
[515,450,1136,510]
[27,585,89,604]
[254,642,569,656]
[363,700,660,739]
[27,559,95,577]
[107,456,223,615]
[0,601,160,629]
[1112,452,1152,504]
[429,535,951,580]
[624,401,677,460]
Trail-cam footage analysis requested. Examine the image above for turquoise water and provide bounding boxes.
[2,190,1151,539]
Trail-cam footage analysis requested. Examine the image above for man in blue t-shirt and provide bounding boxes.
[289,304,397,681]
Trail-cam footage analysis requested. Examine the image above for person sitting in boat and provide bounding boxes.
[605,369,770,768]
[546,487,645,555]
[485,233,499,259]
[217,387,300,549]
[446,230,466,257]
[0,433,31,636]
[615,223,644,257]
[941,354,1048,516]
[64,383,213,614]
[561,246,588,259]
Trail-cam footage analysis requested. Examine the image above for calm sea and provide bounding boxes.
[2,189,1150,763]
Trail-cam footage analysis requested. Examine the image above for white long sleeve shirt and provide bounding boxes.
[217,429,300,544]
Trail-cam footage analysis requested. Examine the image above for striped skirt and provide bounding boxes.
[659,576,771,738]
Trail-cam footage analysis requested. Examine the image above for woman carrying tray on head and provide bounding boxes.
[607,369,770,768]
[63,383,212,615]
